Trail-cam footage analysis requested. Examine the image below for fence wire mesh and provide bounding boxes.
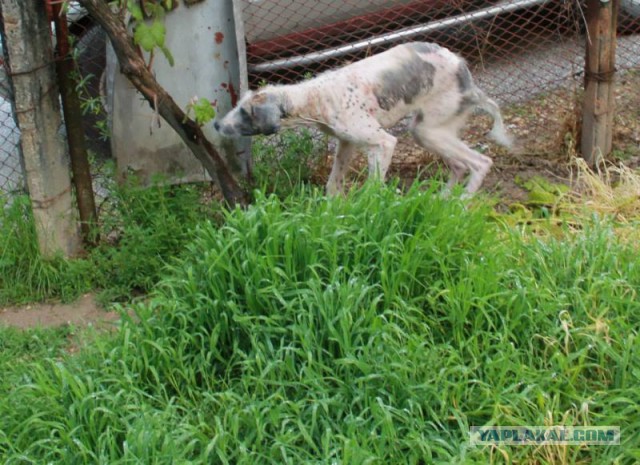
[0,40,23,199]
[243,1,640,92]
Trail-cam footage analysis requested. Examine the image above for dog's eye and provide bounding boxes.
[239,107,249,118]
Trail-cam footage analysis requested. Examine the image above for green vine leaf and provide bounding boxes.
[129,1,173,67]
[149,21,166,47]
[127,0,144,21]
[159,45,175,67]
[133,23,156,52]
[185,97,216,126]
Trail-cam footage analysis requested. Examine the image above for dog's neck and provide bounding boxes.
[266,83,329,127]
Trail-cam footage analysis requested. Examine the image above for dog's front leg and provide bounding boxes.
[326,140,357,196]
[364,132,397,183]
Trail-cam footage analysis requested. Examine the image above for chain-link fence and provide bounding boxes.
[0,37,23,199]
[243,0,639,106]
[70,18,110,162]
[615,3,640,159]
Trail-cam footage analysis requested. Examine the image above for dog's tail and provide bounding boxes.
[475,89,513,149]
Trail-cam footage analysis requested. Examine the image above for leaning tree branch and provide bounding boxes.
[77,0,249,207]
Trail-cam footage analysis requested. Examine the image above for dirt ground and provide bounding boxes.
[0,294,121,330]
[2,72,639,331]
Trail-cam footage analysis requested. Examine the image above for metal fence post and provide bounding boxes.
[0,0,81,257]
[582,0,619,166]
[51,1,97,245]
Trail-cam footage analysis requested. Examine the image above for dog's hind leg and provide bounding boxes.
[326,140,358,196]
[412,121,492,195]
[412,115,465,192]
[445,135,493,194]
[442,159,468,193]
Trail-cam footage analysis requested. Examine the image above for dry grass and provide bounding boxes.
[564,158,640,244]
[569,158,640,221]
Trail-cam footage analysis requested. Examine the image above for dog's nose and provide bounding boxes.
[213,121,220,131]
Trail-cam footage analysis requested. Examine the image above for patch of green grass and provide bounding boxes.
[0,325,73,394]
[0,129,318,306]
[1,183,638,464]
[0,180,210,306]
[89,179,210,303]
[0,196,95,304]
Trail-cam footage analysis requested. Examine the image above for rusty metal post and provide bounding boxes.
[51,1,98,244]
[582,0,619,166]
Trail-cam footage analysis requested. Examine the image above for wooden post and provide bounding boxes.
[582,0,619,166]
[0,0,82,257]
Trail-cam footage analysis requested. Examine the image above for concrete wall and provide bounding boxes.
[108,0,248,185]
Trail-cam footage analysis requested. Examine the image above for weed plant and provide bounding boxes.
[90,179,208,303]
[1,183,638,464]
[252,129,326,198]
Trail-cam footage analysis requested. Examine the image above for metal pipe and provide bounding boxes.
[51,0,98,245]
[249,0,551,73]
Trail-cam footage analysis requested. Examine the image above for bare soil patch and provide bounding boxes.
[0,294,121,330]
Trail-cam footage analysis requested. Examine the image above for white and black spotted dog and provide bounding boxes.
[214,42,512,195]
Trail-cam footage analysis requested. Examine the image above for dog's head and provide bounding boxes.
[214,90,285,137]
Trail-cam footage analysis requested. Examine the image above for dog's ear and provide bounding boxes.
[251,103,282,135]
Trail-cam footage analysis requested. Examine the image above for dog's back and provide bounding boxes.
[349,43,511,147]
[314,43,482,128]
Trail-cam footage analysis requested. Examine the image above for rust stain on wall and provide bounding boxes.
[219,81,238,107]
